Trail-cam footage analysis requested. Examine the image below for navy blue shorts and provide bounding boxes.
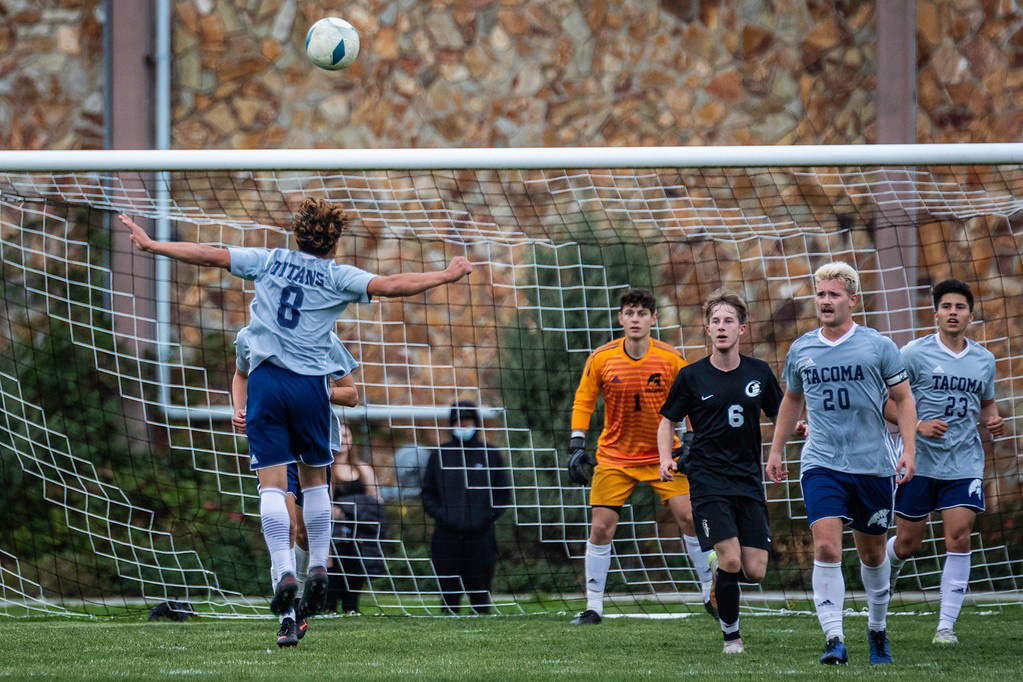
[800,467,895,535]
[286,463,333,507]
[895,475,985,520]
[246,362,333,471]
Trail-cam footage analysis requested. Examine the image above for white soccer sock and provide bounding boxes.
[301,484,331,570]
[295,545,310,592]
[938,551,971,632]
[812,560,845,641]
[683,535,714,600]
[886,535,906,573]
[260,488,294,579]
[860,558,892,632]
[585,541,612,615]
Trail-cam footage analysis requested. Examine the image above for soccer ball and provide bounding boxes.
[305,17,360,71]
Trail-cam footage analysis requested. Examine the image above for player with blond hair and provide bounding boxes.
[767,261,917,666]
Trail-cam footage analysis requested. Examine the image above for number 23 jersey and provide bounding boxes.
[571,338,686,467]
[228,246,376,377]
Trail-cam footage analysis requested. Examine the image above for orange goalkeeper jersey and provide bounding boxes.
[571,337,686,466]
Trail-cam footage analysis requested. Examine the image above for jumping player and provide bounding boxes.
[120,201,471,623]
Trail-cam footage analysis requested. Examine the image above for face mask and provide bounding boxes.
[452,427,476,442]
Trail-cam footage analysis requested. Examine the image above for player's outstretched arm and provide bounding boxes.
[889,381,917,484]
[119,214,231,269]
[330,373,359,407]
[366,256,472,297]
[231,369,247,433]
[766,389,804,482]
[657,417,677,481]
[980,399,1006,437]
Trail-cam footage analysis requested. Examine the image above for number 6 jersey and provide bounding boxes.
[901,333,996,480]
[782,323,908,477]
[660,355,782,499]
[228,246,376,376]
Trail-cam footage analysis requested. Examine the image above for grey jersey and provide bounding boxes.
[234,328,345,452]
[783,324,908,476]
[902,333,995,480]
[228,247,376,377]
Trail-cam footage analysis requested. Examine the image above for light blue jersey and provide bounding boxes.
[902,333,995,480]
[783,324,908,477]
[228,247,376,377]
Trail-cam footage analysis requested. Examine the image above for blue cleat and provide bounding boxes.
[868,628,893,665]
[819,636,849,665]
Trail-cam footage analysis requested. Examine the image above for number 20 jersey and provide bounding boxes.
[901,333,995,480]
[228,247,376,377]
[782,324,908,477]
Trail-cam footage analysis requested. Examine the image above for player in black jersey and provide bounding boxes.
[657,289,797,654]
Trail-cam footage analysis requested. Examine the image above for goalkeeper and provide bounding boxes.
[566,288,715,625]
[120,201,471,619]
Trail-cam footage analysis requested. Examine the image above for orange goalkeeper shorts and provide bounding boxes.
[589,463,690,507]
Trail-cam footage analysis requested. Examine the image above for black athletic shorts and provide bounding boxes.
[691,495,771,552]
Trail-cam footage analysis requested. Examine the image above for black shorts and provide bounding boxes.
[691,495,771,552]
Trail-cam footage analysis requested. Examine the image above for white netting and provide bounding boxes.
[0,158,1020,618]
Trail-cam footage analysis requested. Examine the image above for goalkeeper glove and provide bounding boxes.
[567,436,596,485]
[672,432,695,475]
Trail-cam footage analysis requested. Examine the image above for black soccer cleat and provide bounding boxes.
[299,566,329,617]
[276,617,299,648]
[570,609,602,625]
[704,599,720,622]
[294,597,308,640]
[270,572,298,615]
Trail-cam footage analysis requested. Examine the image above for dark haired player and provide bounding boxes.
[567,288,714,625]
[658,289,794,654]
[120,202,471,620]
[885,279,1004,645]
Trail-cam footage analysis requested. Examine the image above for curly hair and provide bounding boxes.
[619,288,656,314]
[292,198,349,256]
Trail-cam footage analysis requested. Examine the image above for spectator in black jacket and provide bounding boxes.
[422,401,511,614]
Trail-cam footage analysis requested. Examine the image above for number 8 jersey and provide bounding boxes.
[782,323,908,477]
[901,333,995,480]
[228,247,376,376]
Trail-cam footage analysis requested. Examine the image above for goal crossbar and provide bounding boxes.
[4,143,1023,171]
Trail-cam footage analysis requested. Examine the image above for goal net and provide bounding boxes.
[0,146,1020,618]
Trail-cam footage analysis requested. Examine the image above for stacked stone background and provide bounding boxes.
[0,1,1020,494]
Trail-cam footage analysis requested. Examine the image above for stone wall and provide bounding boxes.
[0,0,104,150]
[171,0,877,149]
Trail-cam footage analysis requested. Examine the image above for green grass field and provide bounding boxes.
[2,607,1022,680]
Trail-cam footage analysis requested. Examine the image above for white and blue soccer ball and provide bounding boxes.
[305,17,360,71]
